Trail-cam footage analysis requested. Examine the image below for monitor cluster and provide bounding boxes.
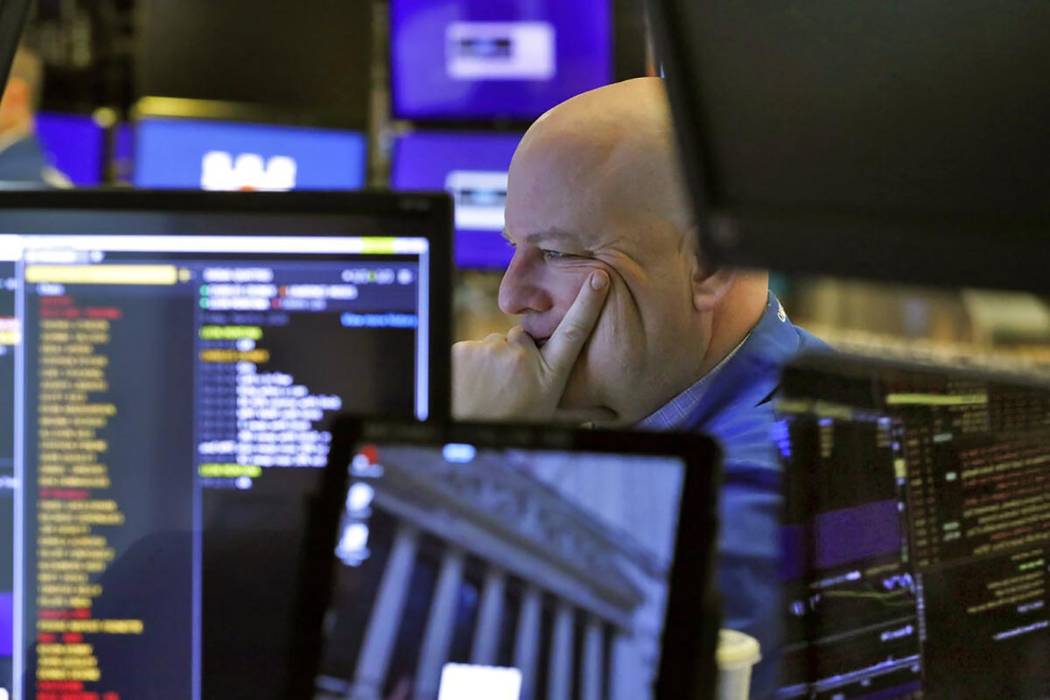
[776,357,1050,699]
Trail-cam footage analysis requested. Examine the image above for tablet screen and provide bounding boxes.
[314,441,686,700]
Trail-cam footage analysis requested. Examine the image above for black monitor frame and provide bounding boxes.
[289,416,723,700]
[0,188,454,421]
[647,1,1050,293]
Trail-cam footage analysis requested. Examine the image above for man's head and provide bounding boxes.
[500,77,768,425]
[0,43,42,136]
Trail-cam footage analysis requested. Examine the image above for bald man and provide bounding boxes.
[0,43,68,187]
[454,78,826,697]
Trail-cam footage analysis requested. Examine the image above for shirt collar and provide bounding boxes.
[635,332,751,431]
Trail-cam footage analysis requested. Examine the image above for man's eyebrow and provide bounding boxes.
[502,228,582,247]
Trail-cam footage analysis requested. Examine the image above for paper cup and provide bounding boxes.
[716,629,762,700]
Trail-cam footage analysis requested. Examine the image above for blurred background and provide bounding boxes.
[7,0,1050,370]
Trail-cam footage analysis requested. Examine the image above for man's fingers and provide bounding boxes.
[542,270,610,375]
[506,325,533,346]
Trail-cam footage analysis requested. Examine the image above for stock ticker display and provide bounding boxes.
[777,358,1050,700]
[3,234,430,699]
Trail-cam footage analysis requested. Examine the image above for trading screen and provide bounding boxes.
[1,231,431,699]
[391,131,522,269]
[777,358,1050,699]
[315,443,686,700]
[390,0,613,120]
[34,114,106,187]
[133,118,368,192]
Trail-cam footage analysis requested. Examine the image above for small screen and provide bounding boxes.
[35,113,105,186]
[390,0,613,120]
[314,442,685,700]
[392,132,521,269]
[0,213,435,699]
[777,359,1050,699]
[133,118,367,191]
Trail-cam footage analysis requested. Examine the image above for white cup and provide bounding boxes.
[716,629,762,700]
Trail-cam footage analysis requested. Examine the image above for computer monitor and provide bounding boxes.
[648,2,1050,292]
[0,189,451,699]
[34,113,106,186]
[391,131,522,269]
[776,354,1050,699]
[390,0,613,121]
[289,418,722,700]
[133,117,368,191]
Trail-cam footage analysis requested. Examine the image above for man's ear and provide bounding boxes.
[690,258,735,313]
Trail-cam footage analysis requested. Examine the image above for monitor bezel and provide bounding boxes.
[288,415,722,700]
[0,188,454,421]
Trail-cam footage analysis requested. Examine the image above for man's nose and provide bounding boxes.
[498,251,551,316]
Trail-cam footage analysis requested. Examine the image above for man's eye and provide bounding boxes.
[541,249,571,261]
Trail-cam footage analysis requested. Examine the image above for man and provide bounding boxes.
[454,77,825,697]
[0,43,68,187]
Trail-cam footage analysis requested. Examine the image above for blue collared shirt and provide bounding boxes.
[0,134,67,188]
[637,294,826,698]
[637,334,749,431]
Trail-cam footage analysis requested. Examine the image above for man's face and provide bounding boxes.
[0,77,29,133]
[499,136,708,424]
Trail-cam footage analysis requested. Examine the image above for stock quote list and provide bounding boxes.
[18,253,420,699]
[778,363,1050,700]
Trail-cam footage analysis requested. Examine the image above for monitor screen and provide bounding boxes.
[34,113,105,187]
[315,440,686,700]
[392,131,521,269]
[133,118,368,191]
[390,0,613,120]
[776,356,1050,699]
[0,191,451,699]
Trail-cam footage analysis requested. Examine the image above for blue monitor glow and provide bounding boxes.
[34,112,105,186]
[391,131,521,269]
[390,0,613,120]
[133,117,367,191]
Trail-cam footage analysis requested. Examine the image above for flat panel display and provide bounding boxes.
[133,118,367,191]
[391,0,613,121]
[0,190,452,699]
[392,131,521,269]
[35,113,105,186]
[288,420,723,700]
[777,355,1050,699]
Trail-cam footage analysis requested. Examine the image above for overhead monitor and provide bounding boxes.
[35,112,106,186]
[392,131,521,269]
[0,189,451,699]
[648,2,1050,292]
[777,354,1050,699]
[390,0,613,121]
[133,117,368,191]
[289,418,722,700]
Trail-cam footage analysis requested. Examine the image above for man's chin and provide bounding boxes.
[552,405,620,426]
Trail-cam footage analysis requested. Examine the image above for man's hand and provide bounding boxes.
[453,270,611,422]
